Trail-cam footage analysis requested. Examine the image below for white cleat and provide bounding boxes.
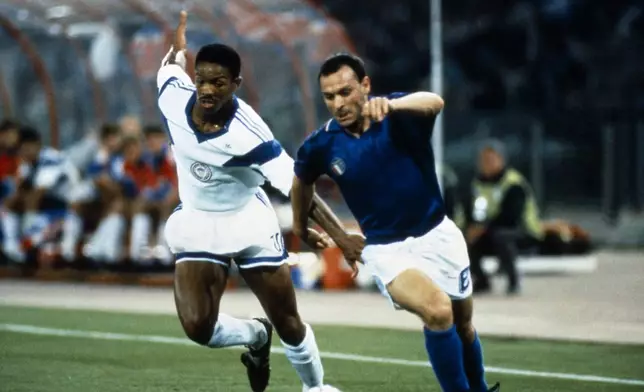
[303,385,342,392]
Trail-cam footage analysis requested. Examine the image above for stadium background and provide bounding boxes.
[1,0,643,244]
[0,2,643,391]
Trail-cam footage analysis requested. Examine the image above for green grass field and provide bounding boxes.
[1,305,643,392]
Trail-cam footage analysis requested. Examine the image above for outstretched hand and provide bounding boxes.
[162,10,188,68]
[173,10,187,53]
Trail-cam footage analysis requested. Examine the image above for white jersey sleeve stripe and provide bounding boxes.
[233,115,268,142]
[235,108,272,140]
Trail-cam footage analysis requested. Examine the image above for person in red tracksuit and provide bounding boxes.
[0,120,21,262]
[117,134,174,267]
[0,120,20,204]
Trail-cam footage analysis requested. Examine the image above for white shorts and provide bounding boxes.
[361,217,473,307]
[67,180,98,203]
[164,191,288,270]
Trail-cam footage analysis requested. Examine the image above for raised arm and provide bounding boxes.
[162,10,188,70]
[362,92,444,122]
[389,91,444,117]
[157,11,191,94]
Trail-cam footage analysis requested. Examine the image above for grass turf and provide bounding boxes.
[1,305,643,391]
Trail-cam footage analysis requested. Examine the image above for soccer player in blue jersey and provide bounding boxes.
[291,53,500,392]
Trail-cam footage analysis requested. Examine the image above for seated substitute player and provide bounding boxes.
[142,124,178,264]
[291,53,500,392]
[156,11,352,392]
[5,127,82,262]
[66,123,125,264]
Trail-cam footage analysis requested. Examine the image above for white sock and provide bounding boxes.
[100,213,125,263]
[61,212,82,261]
[1,211,24,261]
[130,213,151,261]
[22,212,48,246]
[1,211,20,247]
[281,323,324,389]
[85,217,109,260]
[208,314,268,349]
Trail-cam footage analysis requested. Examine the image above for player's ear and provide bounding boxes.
[233,76,243,90]
[360,76,371,95]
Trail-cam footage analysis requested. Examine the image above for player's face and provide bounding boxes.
[102,134,122,154]
[145,133,166,154]
[195,63,240,113]
[478,148,504,178]
[0,127,19,149]
[18,141,40,164]
[319,65,370,128]
[124,142,141,162]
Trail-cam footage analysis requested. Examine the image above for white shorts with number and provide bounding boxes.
[164,190,288,269]
[361,216,473,307]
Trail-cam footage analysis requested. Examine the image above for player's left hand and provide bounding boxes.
[304,227,333,249]
[362,97,392,123]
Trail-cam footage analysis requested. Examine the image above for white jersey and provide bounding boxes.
[156,64,293,212]
[19,147,80,202]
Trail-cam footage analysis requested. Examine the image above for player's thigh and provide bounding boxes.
[239,265,304,345]
[174,260,230,344]
[386,268,453,325]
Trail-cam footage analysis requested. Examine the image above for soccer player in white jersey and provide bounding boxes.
[292,53,500,392]
[156,12,354,392]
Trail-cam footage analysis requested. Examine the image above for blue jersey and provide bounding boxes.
[294,93,445,245]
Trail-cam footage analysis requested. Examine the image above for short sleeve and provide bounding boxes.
[294,138,323,185]
[387,92,436,142]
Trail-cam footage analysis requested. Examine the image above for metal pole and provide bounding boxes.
[636,122,644,211]
[602,125,616,224]
[430,0,444,193]
[530,121,544,210]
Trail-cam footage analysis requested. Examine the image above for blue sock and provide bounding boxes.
[424,325,470,392]
[463,332,488,391]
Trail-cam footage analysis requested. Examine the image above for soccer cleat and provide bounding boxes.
[487,382,500,391]
[303,385,343,392]
[240,318,273,392]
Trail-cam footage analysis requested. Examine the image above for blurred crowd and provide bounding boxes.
[0,117,178,270]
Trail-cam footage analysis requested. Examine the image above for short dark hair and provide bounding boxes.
[0,119,19,133]
[19,126,41,144]
[121,135,140,148]
[318,52,367,82]
[143,124,164,137]
[195,43,241,79]
[99,123,120,140]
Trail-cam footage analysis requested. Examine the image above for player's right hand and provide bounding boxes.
[362,97,392,123]
[336,233,365,278]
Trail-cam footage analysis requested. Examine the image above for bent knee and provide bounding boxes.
[273,314,305,346]
[455,320,476,343]
[416,292,454,331]
[180,313,216,346]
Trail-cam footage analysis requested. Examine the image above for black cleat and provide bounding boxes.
[240,318,273,392]
[487,382,501,391]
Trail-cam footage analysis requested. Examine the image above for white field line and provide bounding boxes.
[1,323,643,387]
